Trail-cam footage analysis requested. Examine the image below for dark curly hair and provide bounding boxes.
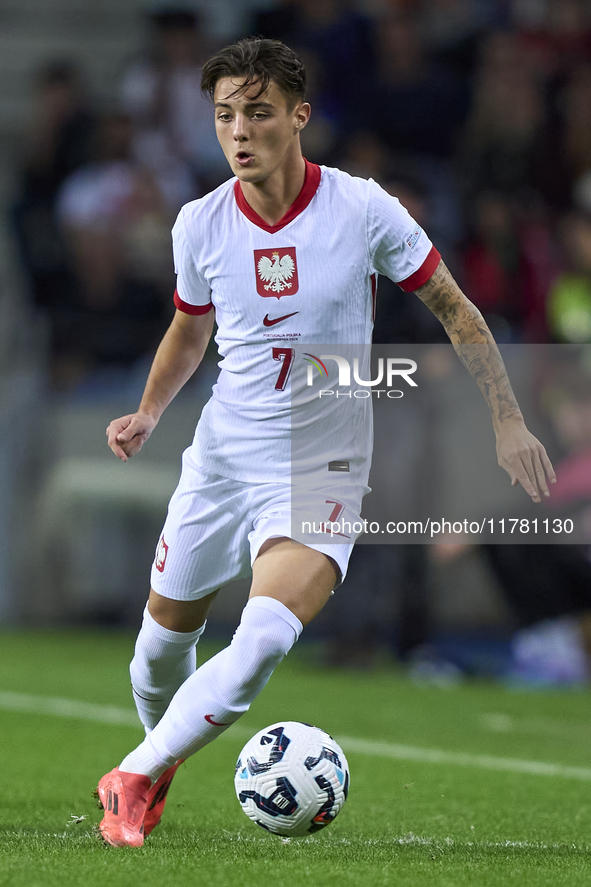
[201,37,306,106]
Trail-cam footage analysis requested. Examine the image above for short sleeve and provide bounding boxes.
[367,179,440,291]
[171,209,213,314]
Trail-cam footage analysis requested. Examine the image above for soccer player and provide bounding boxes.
[96,37,555,846]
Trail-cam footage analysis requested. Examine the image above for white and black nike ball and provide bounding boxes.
[234,721,350,837]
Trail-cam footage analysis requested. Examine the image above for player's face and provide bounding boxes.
[213,77,310,184]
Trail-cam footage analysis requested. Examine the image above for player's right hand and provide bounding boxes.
[106,413,157,461]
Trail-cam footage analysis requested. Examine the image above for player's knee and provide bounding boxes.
[147,588,214,633]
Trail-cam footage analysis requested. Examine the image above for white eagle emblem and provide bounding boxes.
[257,251,295,293]
[155,536,168,572]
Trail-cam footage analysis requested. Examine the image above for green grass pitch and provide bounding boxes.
[1,629,591,887]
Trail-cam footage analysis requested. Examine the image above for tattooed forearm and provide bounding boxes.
[415,260,523,430]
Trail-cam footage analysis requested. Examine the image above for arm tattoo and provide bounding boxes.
[415,260,522,429]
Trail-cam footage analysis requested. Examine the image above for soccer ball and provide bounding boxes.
[234,721,350,837]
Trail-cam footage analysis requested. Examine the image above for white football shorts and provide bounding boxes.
[150,449,364,601]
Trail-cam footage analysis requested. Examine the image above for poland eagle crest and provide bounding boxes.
[254,247,299,298]
[155,535,168,572]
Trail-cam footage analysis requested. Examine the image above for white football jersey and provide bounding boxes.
[172,161,440,482]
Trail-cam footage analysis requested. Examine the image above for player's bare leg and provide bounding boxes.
[250,536,338,625]
[146,587,219,632]
[96,542,336,845]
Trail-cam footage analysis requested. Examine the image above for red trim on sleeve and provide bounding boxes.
[173,289,213,315]
[234,159,321,233]
[397,245,441,292]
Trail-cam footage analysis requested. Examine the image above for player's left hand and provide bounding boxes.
[495,419,556,503]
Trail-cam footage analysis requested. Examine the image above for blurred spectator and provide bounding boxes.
[459,190,556,341]
[120,9,226,198]
[561,63,591,186]
[339,13,467,256]
[252,0,375,127]
[547,363,591,514]
[461,31,546,197]
[547,210,591,342]
[354,13,469,160]
[514,0,591,80]
[11,61,95,313]
[517,195,560,341]
[510,2,591,206]
[463,192,521,328]
[54,112,173,376]
[420,0,500,77]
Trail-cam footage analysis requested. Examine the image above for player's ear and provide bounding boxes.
[293,102,311,134]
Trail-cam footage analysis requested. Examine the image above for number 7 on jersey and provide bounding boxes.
[273,347,295,391]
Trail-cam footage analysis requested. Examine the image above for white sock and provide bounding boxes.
[119,597,302,781]
[129,605,206,732]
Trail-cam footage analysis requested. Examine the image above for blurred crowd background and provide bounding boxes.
[2,0,591,686]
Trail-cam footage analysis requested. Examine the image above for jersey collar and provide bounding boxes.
[233,159,321,233]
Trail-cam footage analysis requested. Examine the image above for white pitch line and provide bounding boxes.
[0,690,254,736]
[335,734,591,782]
[0,690,141,727]
[481,711,591,741]
[2,690,591,783]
